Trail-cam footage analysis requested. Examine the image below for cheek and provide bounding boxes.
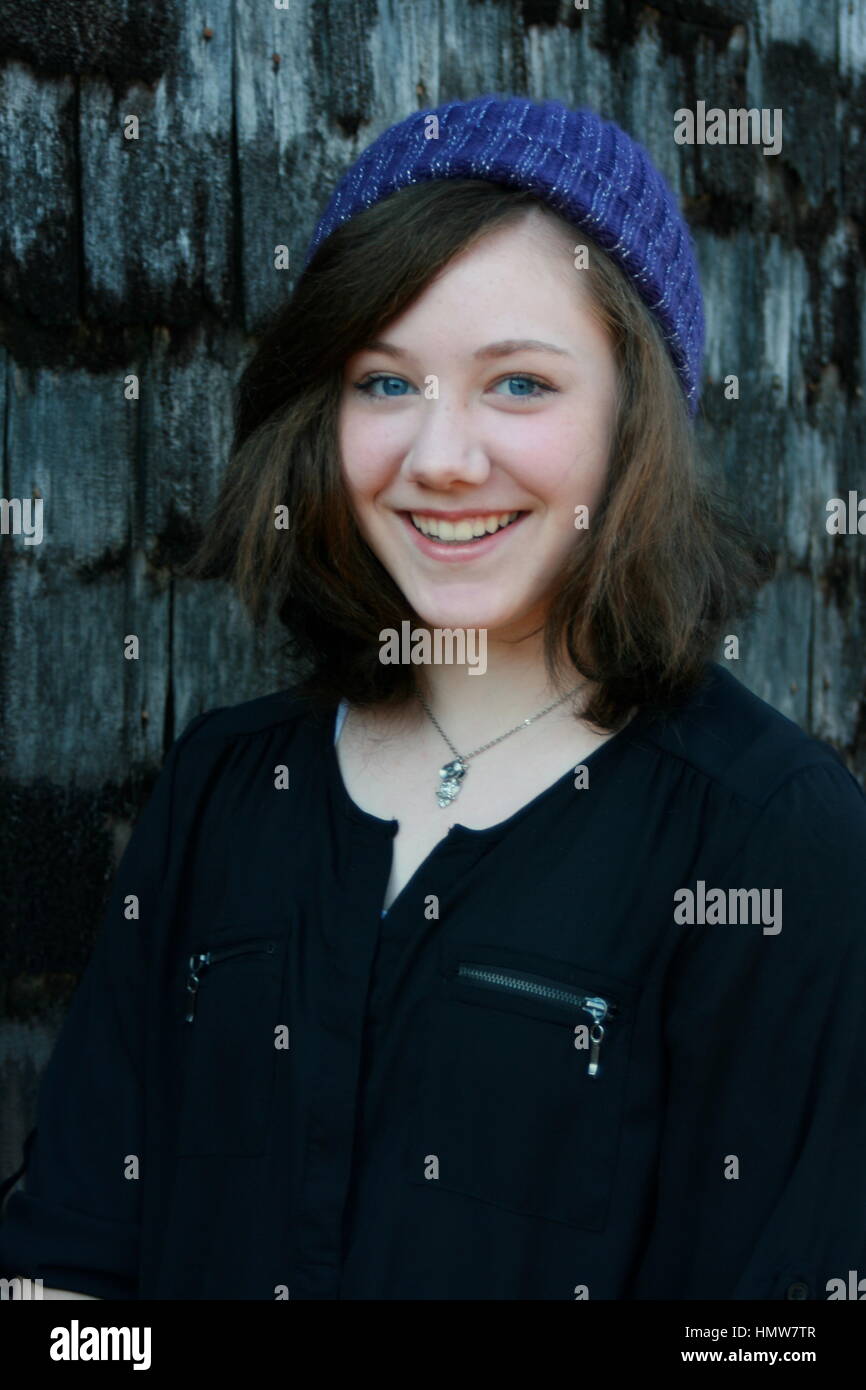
[339,421,389,498]
[499,410,610,502]
[339,402,407,497]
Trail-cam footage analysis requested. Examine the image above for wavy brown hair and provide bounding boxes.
[185,178,771,730]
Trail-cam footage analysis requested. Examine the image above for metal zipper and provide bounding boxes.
[184,940,276,1023]
[455,963,619,1078]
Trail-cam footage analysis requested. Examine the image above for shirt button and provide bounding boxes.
[786,1281,810,1300]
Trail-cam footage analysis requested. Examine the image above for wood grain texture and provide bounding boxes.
[0,0,864,1169]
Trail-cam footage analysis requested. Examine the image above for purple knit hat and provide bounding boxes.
[302,94,705,417]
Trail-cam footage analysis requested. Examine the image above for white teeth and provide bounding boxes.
[410,510,520,541]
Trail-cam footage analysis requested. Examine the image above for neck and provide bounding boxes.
[411,618,592,747]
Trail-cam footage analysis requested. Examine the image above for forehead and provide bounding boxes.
[372,209,600,346]
[434,207,583,286]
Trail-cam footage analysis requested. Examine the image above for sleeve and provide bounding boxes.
[0,711,215,1300]
[629,758,866,1300]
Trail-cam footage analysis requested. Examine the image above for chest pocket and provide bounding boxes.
[409,940,636,1232]
[175,927,289,1158]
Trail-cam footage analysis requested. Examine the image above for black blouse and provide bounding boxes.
[1,660,865,1300]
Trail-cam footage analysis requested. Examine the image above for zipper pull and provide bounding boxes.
[184,952,210,1023]
[587,1022,605,1077]
[581,996,611,1078]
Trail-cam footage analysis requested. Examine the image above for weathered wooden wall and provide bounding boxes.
[1,0,864,1180]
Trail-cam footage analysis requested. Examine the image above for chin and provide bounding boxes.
[404,599,533,636]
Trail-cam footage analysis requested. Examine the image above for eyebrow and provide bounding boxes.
[361,338,572,360]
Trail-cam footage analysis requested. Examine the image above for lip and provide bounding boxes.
[404,509,522,521]
[397,509,529,562]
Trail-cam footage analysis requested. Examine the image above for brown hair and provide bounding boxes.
[185,178,771,730]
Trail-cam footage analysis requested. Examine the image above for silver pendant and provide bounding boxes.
[437,757,467,808]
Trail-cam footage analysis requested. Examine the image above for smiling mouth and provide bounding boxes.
[405,510,526,543]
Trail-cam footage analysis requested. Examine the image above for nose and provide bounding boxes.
[401,393,492,490]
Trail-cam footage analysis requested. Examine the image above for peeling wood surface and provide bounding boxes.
[0,0,864,1164]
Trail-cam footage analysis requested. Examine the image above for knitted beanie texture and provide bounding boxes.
[303,94,705,417]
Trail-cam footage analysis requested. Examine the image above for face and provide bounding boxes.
[337,209,619,639]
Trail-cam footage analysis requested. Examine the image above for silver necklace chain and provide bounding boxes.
[416,680,586,808]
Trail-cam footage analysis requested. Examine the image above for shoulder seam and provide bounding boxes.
[759,754,866,808]
[632,720,851,810]
[174,692,316,748]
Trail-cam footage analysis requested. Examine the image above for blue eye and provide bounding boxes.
[354,374,416,398]
[352,371,555,400]
[492,374,553,398]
